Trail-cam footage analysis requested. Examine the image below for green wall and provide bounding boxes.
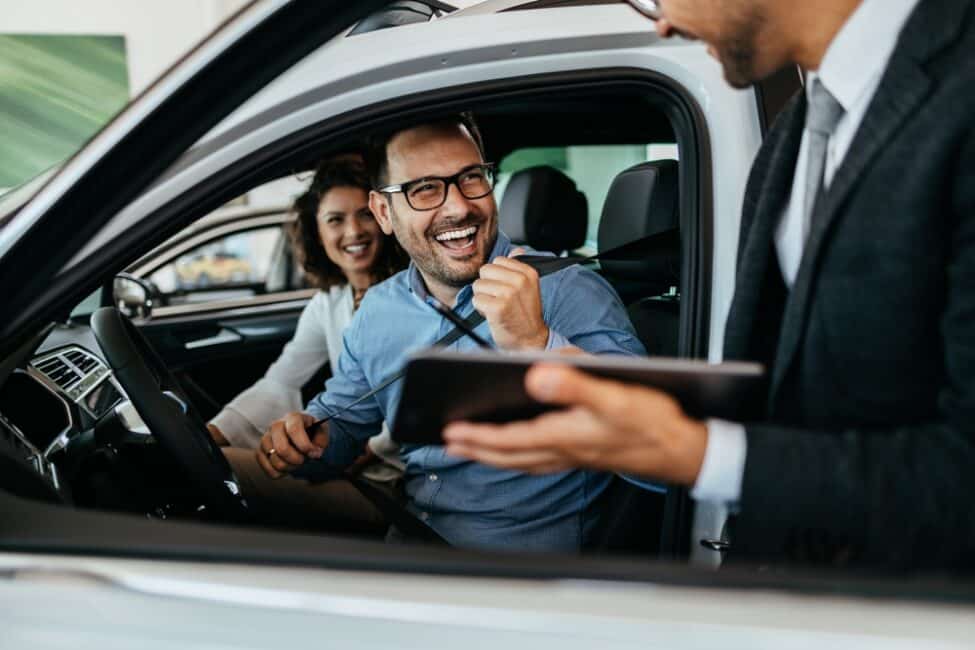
[0,34,129,189]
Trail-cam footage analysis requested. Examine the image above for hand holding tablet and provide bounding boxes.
[391,350,765,445]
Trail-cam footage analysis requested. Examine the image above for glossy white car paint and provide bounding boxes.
[1,553,972,649]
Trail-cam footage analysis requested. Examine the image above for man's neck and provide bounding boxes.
[419,271,462,307]
[784,0,862,70]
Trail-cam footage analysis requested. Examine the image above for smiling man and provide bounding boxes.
[253,114,645,552]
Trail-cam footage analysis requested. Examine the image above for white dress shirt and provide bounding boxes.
[691,0,922,504]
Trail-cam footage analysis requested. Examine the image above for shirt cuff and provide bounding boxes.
[690,419,747,505]
[545,329,571,351]
[209,408,262,449]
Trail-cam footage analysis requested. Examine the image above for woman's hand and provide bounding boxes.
[206,423,230,447]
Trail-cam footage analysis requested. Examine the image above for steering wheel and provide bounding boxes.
[90,307,249,520]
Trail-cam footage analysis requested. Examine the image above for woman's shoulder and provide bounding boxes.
[300,284,352,321]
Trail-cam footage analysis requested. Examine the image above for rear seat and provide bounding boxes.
[597,160,681,357]
[499,165,588,255]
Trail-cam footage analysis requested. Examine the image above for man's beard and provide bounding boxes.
[715,7,766,89]
[390,207,498,289]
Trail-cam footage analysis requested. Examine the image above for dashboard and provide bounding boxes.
[0,324,130,502]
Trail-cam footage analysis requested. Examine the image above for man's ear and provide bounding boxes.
[369,190,395,235]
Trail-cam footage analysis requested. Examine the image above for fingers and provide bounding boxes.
[472,278,514,300]
[255,412,327,479]
[207,423,230,447]
[285,412,327,458]
[445,410,579,451]
[447,441,571,474]
[481,255,539,285]
[556,345,586,356]
[256,432,296,478]
[656,18,675,38]
[444,410,594,473]
[524,363,674,420]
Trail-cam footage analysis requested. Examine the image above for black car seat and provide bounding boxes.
[584,161,682,557]
[499,165,588,254]
[598,160,680,357]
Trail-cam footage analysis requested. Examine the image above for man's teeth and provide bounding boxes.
[434,226,477,242]
[344,244,368,253]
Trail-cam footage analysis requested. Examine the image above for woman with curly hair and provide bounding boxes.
[208,156,408,529]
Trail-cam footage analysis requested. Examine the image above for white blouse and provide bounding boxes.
[210,283,403,480]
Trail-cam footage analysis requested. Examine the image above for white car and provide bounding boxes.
[0,1,972,647]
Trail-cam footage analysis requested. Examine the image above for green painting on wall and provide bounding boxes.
[0,34,129,190]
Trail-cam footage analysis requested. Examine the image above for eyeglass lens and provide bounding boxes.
[406,167,495,210]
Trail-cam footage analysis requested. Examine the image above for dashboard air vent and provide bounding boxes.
[33,347,106,395]
[34,356,83,391]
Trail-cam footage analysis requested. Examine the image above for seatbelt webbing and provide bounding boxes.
[307,229,677,539]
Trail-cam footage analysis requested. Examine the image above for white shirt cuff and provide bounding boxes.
[209,408,262,449]
[690,418,747,505]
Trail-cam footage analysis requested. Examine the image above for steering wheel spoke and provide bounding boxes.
[90,307,249,520]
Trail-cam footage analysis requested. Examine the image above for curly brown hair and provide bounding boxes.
[289,158,409,289]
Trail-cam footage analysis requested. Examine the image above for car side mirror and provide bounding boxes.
[113,273,154,320]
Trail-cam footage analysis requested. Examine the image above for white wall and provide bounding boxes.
[0,0,248,96]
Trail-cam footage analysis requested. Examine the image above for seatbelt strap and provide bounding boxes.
[307,228,677,540]
[308,227,677,428]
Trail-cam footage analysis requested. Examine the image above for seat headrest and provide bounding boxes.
[598,160,679,282]
[499,166,588,253]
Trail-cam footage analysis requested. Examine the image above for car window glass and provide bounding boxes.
[147,226,292,306]
[497,144,678,251]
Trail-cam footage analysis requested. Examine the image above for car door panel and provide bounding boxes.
[137,303,315,420]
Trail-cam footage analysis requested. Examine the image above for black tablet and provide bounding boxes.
[391,350,766,444]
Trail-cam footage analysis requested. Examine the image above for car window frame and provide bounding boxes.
[131,213,304,313]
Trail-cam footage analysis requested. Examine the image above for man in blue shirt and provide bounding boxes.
[255,114,644,551]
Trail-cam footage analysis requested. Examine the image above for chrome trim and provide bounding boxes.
[114,401,151,437]
[31,345,110,403]
[185,329,243,350]
[150,289,316,320]
[130,213,292,279]
[162,391,189,414]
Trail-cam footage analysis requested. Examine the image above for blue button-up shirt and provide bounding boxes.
[302,232,646,552]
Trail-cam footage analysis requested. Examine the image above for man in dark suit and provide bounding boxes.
[443,0,975,570]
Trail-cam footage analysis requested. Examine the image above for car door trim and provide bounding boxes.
[147,288,317,322]
[130,212,293,279]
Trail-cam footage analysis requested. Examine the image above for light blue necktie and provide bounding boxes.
[803,79,846,238]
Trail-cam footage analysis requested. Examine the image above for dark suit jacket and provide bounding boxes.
[723,0,975,570]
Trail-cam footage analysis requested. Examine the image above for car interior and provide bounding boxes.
[0,78,705,562]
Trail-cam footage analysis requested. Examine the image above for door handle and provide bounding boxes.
[700,538,731,553]
[184,328,242,350]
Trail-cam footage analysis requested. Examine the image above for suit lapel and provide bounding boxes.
[723,95,805,361]
[767,6,952,400]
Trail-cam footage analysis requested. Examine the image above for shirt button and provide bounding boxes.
[419,512,430,521]
[429,473,438,482]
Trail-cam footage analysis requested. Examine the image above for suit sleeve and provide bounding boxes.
[733,129,975,570]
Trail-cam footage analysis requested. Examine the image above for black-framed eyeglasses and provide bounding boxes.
[378,163,496,211]
[623,0,663,21]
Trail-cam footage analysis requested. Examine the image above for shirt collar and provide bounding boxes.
[407,229,512,304]
[812,0,920,112]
